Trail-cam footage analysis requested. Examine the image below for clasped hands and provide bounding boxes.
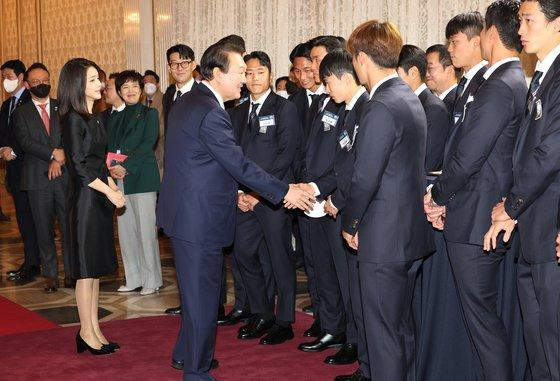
[483,199,515,252]
[109,164,127,179]
[48,148,65,180]
[107,178,125,208]
[237,192,260,212]
[424,190,445,230]
[0,146,15,161]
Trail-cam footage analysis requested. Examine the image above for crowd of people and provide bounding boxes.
[1,0,560,380]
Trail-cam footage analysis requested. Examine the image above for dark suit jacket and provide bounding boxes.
[156,83,288,247]
[324,91,369,211]
[505,55,560,263]
[0,89,31,155]
[162,82,199,135]
[342,77,434,263]
[442,86,458,116]
[106,102,160,194]
[12,98,68,191]
[419,88,450,172]
[432,60,527,246]
[229,91,299,189]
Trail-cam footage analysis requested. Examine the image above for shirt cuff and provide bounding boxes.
[309,182,320,197]
[10,150,16,158]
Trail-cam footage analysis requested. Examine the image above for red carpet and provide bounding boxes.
[0,295,59,335]
[0,311,356,380]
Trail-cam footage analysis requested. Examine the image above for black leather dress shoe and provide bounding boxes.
[303,319,322,337]
[44,277,58,293]
[298,333,346,352]
[11,266,40,283]
[237,318,274,339]
[165,305,182,315]
[218,309,253,326]
[6,264,24,277]
[324,343,358,365]
[259,324,294,345]
[172,358,219,370]
[217,304,225,321]
[334,369,371,381]
[302,304,314,313]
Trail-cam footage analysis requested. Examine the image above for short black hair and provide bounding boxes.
[24,62,49,81]
[398,45,427,82]
[244,51,272,72]
[289,42,312,63]
[115,70,144,93]
[166,44,195,62]
[319,49,359,85]
[57,58,100,118]
[216,34,246,54]
[286,80,297,95]
[108,72,120,80]
[311,35,346,54]
[275,76,289,88]
[1,59,26,76]
[445,11,484,40]
[143,69,160,83]
[486,0,523,52]
[200,42,242,81]
[426,44,461,78]
[523,0,560,21]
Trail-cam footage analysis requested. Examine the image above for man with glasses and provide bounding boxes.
[11,62,71,293]
[425,44,461,115]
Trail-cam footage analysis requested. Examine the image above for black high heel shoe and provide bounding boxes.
[76,331,114,355]
[102,341,120,351]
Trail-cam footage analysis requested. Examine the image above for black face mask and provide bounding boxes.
[29,84,51,98]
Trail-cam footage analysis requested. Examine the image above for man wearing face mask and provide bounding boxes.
[12,62,72,292]
[0,59,41,283]
[142,70,165,178]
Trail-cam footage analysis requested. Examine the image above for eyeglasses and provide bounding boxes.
[27,79,50,86]
[168,60,193,70]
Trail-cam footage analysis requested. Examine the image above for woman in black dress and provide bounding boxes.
[58,58,125,355]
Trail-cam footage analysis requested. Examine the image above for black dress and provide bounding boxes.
[62,109,117,279]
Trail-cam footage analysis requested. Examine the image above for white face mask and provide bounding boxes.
[276,90,289,99]
[3,78,19,93]
[144,82,157,96]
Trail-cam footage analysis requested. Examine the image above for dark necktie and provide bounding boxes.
[7,97,16,125]
[248,102,260,130]
[147,98,152,108]
[309,93,319,107]
[173,90,182,104]
[527,70,543,102]
[456,76,467,98]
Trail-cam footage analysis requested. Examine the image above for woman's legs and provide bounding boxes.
[76,278,104,349]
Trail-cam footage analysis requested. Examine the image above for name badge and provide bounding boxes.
[259,115,275,133]
[338,130,352,151]
[322,111,338,131]
[535,99,542,120]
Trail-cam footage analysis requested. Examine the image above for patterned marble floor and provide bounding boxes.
[0,172,311,327]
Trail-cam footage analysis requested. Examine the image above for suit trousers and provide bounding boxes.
[305,215,349,336]
[446,242,513,381]
[517,251,560,381]
[298,216,321,320]
[220,249,251,311]
[171,238,222,381]
[359,259,421,381]
[234,203,295,323]
[27,179,71,279]
[116,186,162,289]
[6,159,40,268]
[348,252,369,378]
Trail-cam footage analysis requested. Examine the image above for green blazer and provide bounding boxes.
[106,102,160,194]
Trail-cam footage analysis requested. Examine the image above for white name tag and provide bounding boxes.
[321,111,338,128]
[259,115,275,127]
[338,130,351,150]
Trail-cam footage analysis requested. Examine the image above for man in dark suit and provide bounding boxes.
[229,51,299,345]
[426,2,527,379]
[12,63,71,293]
[156,41,314,381]
[102,73,125,129]
[398,45,450,172]
[425,44,460,115]
[317,50,369,379]
[342,21,434,381]
[485,1,560,379]
[296,36,350,354]
[0,59,40,282]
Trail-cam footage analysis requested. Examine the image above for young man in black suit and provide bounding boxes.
[427,1,528,379]
[229,51,299,345]
[342,20,434,381]
[0,59,40,282]
[12,63,71,293]
[318,49,369,379]
[425,44,460,115]
[485,0,560,379]
[398,45,450,172]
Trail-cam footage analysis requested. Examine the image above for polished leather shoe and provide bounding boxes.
[218,309,253,326]
[334,369,371,381]
[259,324,294,345]
[165,305,182,315]
[324,343,358,365]
[303,319,322,337]
[298,333,346,352]
[9,265,40,281]
[217,304,225,321]
[172,358,219,370]
[302,304,314,314]
[44,277,58,293]
[6,264,24,277]
[237,318,274,339]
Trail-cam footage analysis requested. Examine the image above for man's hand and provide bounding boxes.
[324,196,338,218]
[48,160,62,180]
[52,148,65,164]
[0,147,15,161]
[491,200,510,222]
[424,190,445,223]
[246,192,260,211]
[483,219,515,251]
[237,192,250,212]
[342,231,359,250]
[283,183,315,211]
[109,164,127,179]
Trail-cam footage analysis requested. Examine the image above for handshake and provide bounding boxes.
[237,184,316,212]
